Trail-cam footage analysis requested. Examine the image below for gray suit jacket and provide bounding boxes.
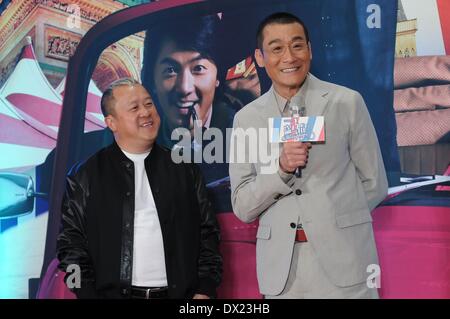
[229,74,388,295]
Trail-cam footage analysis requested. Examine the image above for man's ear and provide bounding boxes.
[254,49,265,68]
[105,115,116,132]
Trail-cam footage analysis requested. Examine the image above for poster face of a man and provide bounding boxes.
[153,39,219,131]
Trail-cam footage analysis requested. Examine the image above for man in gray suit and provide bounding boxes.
[229,12,388,298]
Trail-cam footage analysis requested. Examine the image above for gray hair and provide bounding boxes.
[100,77,141,117]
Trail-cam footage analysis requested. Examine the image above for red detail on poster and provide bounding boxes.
[437,0,450,54]
[226,56,254,80]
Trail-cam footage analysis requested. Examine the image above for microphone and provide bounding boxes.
[290,104,306,118]
[289,101,306,177]
[189,105,204,153]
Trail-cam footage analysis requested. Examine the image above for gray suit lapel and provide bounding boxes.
[261,75,330,118]
[262,87,284,119]
[305,74,330,117]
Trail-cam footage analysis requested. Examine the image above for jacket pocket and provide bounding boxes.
[256,224,271,240]
[335,210,372,228]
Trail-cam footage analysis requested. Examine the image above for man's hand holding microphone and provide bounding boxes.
[279,101,311,176]
[279,141,311,174]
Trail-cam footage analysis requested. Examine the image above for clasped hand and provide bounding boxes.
[279,142,312,173]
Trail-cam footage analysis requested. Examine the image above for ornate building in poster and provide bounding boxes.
[0,0,149,90]
[395,0,417,58]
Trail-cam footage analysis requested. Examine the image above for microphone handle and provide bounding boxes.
[295,107,306,178]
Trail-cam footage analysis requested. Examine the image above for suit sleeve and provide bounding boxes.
[229,115,295,223]
[56,173,98,299]
[348,91,388,211]
[191,164,223,298]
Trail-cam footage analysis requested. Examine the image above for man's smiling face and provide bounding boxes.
[153,40,219,130]
[255,22,312,98]
[105,84,160,152]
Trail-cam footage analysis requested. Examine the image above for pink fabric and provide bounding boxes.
[395,108,450,146]
[0,113,55,148]
[393,56,450,146]
[218,241,261,299]
[37,213,261,299]
[86,93,102,115]
[394,85,450,112]
[373,205,450,299]
[7,93,101,132]
[20,44,35,60]
[60,91,105,128]
[5,102,59,140]
[7,94,62,127]
[216,213,262,299]
[394,56,450,89]
[36,259,76,299]
[437,0,450,55]
[38,207,450,299]
[436,165,450,191]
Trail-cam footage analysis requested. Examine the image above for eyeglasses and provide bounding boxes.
[264,41,309,57]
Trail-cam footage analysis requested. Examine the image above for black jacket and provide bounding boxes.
[57,142,222,298]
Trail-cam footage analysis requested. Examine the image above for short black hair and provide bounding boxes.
[100,77,140,117]
[141,14,222,92]
[256,12,309,49]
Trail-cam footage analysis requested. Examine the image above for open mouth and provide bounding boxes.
[174,101,199,115]
[281,67,300,73]
[140,119,153,127]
